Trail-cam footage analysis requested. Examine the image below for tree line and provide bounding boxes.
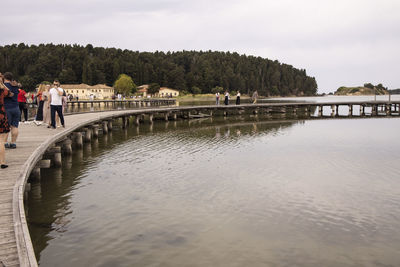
[0,43,318,96]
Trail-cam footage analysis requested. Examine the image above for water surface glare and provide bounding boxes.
[26,117,400,267]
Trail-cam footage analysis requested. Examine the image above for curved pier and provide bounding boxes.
[1,101,399,266]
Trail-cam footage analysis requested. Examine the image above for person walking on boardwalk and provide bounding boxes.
[252,90,258,104]
[224,91,229,105]
[34,84,46,125]
[215,92,220,105]
[236,91,241,105]
[17,83,29,123]
[3,72,20,149]
[42,84,51,126]
[49,80,65,129]
[0,74,13,168]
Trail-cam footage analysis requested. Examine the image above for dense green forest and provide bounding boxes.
[0,43,318,96]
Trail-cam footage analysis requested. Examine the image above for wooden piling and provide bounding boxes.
[61,138,73,155]
[107,120,113,131]
[83,128,92,142]
[102,121,108,134]
[72,132,83,148]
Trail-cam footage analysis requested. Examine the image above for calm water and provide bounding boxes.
[26,115,400,267]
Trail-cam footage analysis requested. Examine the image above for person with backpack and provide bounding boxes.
[3,72,20,149]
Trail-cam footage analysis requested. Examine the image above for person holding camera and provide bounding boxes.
[49,80,65,129]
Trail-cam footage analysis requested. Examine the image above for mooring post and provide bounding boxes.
[172,113,177,120]
[149,114,154,123]
[164,112,169,121]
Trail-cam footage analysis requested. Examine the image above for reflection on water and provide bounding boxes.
[26,116,400,267]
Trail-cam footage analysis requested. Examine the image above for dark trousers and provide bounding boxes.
[19,102,28,121]
[36,100,44,121]
[50,105,64,128]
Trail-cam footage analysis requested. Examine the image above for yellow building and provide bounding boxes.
[137,84,149,97]
[157,87,179,98]
[62,83,114,100]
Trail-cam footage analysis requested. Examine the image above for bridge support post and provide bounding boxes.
[72,132,83,149]
[61,138,73,155]
[122,117,128,129]
[149,114,154,123]
[135,115,140,125]
[386,104,391,115]
[318,106,323,117]
[30,167,41,181]
[91,125,99,138]
[102,121,108,134]
[107,120,113,131]
[46,146,62,167]
[348,105,353,117]
[83,128,92,143]
[372,105,377,116]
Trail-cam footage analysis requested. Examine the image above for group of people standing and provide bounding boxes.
[33,82,65,128]
[215,90,258,105]
[0,72,66,169]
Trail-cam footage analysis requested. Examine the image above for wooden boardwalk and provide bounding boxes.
[0,109,165,267]
[0,101,399,267]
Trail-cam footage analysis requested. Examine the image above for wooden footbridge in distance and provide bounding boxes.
[1,100,399,267]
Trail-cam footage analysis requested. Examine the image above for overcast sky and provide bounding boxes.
[2,0,400,93]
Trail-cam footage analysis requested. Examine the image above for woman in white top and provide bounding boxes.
[224,91,229,105]
[236,91,241,105]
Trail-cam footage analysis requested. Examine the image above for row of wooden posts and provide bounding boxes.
[67,99,176,108]
[25,102,400,192]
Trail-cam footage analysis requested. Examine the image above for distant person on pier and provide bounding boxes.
[224,91,229,105]
[49,80,65,129]
[252,90,258,104]
[216,92,220,105]
[3,72,20,149]
[42,84,51,126]
[236,91,241,105]
[0,73,13,168]
[34,84,46,125]
[17,83,29,123]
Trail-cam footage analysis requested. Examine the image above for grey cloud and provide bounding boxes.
[1,0,400,92]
